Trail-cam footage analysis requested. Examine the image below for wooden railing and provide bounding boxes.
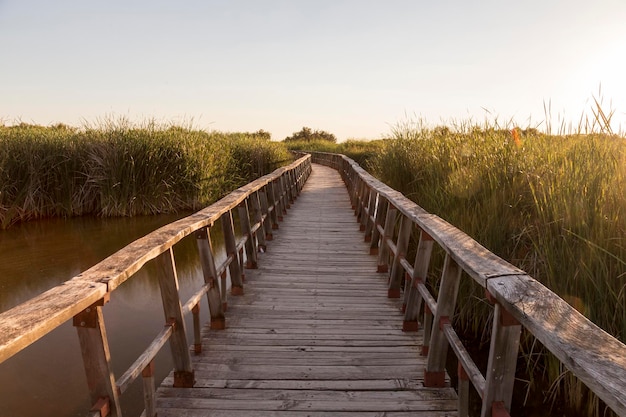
[303,151,626,417]
[0,155,312,417]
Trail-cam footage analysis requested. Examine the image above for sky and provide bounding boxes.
[1,0,626,140]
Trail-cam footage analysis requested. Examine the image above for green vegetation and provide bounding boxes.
[0,121,291,228]
[283,126,337,143]
[372,119,625,416]
[283,136,385,171]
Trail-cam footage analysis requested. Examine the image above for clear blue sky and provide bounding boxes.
[1,0,625,140]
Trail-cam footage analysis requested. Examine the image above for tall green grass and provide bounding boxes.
[0,121,291,228]
[372,118,626,416]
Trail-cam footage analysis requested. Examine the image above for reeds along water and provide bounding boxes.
[0,123,291,228]
[372,122,626,417]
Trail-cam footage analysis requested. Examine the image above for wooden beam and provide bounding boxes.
[156,248,194,387]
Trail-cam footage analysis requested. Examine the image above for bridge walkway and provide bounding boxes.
[154,164,458,416]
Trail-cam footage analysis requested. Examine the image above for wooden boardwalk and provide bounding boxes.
[155,164,458,416]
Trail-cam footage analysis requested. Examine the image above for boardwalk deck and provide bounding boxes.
[155,164,458,416]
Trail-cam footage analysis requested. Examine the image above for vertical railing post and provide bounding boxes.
[279,175,289,211]
[363,191,377,242]
[156,248,194,388]
[424,254,462,387]
[377,204,397,273]
[481,296,521,417]
[403,229,434,331]
[369,195,387,256]
[142,361,156,417]
[388,214,412,299]
[359,186,371,231]
[354,178,365,218]
[251,191,268,250]
[422,303,433,356]
[195,226,226,329]
[458,363,470,417]
[221,210,244,295]
[266,182,280,230]
[259,188,274,240]
[238,198,258,269]
[74,295,122,417]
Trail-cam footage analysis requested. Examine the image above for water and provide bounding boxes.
[0,214,225,417]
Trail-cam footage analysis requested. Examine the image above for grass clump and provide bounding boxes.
[372,117,626,416]
[0,121,291,228]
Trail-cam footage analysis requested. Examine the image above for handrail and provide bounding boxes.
[302,150,626,417]
[0,154,312,417]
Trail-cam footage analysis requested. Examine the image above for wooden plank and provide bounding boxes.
[154,410,455,417]
[0,280,107,363]
[154,164,456,416]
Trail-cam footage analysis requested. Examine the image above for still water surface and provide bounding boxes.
[0,214,225,417]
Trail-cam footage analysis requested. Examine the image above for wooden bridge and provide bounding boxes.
[1,153,626,417]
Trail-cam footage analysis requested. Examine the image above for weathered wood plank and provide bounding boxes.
[0,281,108,363]
[155,164,457,416]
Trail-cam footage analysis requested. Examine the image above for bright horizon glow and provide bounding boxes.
[1,1,625,140]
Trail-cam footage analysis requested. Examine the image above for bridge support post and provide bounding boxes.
[388,214,412,299]
[403,229,434,331]
[480,295,521,417]
[377,204,396,273]
[269,180,282,225]
[369,196,387,255]
[195,227,226,330]
[424,254,462,387]
[258,189,273,241]
[238,199,258,269]
[250,191,268,249]
[358,185,370,231]
[221,210,244,295]
[363,190,377,242]
[74,295,122,417]
[156,248,194,388]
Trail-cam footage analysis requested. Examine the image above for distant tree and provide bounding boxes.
[283,127,337,143]
[253,129,272,140]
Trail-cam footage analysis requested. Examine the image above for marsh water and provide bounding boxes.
[0,214,225,417]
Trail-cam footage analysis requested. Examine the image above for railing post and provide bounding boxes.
[458,362,470,417]
[238,198,258,269]
[266,182,280,230]
[251,191,268,249]
[141,361,156,417]
[388,214,412,299]
[363,191,377,242]
[221,210,244,295]
[422,303,433,356]
[74,295,122,417]
[195,227,226,330]
[377,204,397,273]
[424,254,462,387]
[403,229,434,331]
[279,175,289,211]
[481,295,521,417]
[354,178,365,218]
[369,195,387,255]
[259,188,274,240]
[156,248,194,388]
[359,186,371,231]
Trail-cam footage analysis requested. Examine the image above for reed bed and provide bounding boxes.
[0,122,291,228]
[372,120,626,416]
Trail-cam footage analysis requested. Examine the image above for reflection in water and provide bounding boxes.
[0,214,226,417]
